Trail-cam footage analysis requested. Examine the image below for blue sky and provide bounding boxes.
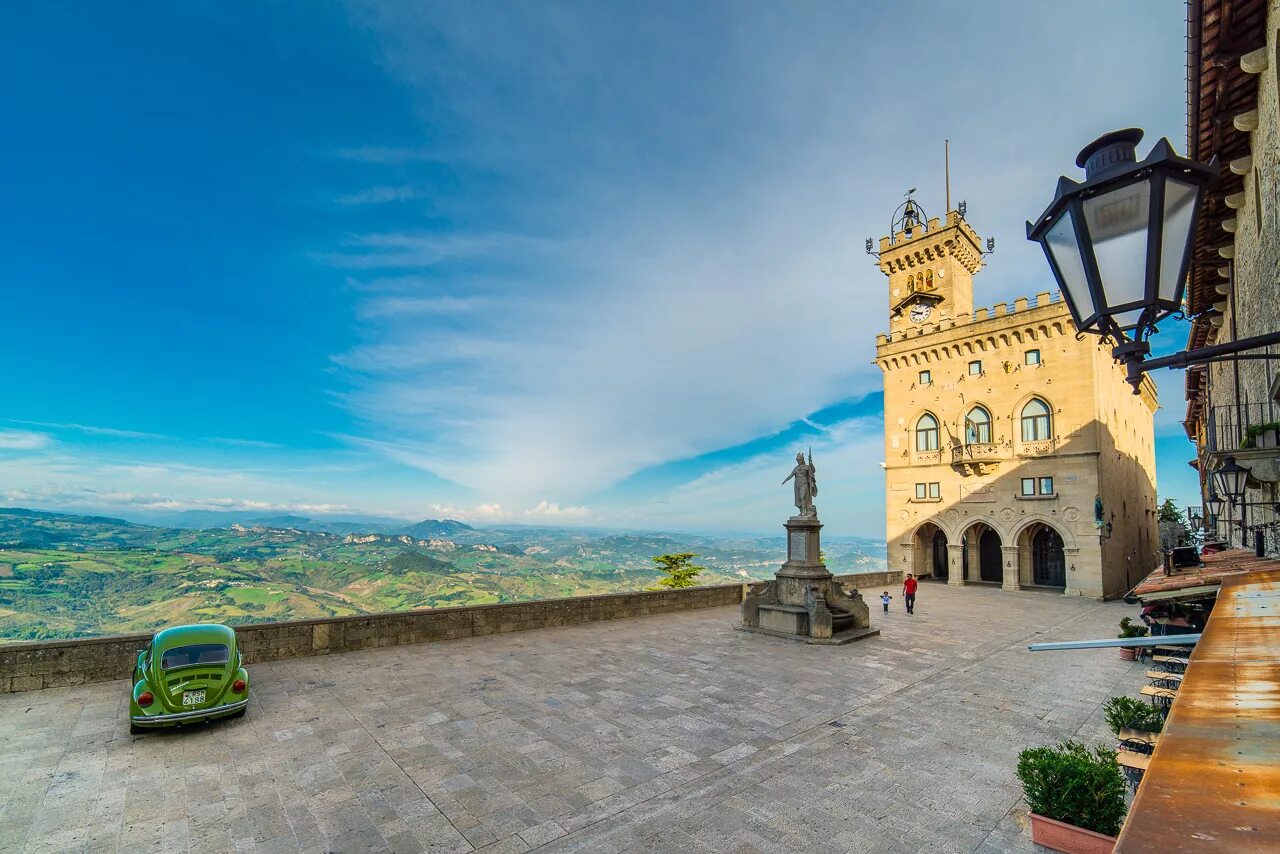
[0,2,1202,534]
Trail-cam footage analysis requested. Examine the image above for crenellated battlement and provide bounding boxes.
[875,291,1063,347]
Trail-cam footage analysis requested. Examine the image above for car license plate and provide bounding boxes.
[182,690,205,706]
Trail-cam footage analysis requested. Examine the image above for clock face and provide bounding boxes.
[909,302,933,323]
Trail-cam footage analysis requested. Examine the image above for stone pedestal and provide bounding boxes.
[741,515,879,645]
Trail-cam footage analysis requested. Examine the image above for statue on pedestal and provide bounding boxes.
[782,449,818,517]
[738,449,876,645]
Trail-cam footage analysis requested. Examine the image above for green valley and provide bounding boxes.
[0,508,885,640]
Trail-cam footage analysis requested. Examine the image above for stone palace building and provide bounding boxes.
[873,203,1159,598]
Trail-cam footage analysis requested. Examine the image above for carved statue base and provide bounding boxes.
[739,515,879,645]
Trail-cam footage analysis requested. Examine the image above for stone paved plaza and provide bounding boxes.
[0,583,1146,853]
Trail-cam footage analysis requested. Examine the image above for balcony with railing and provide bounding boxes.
[949,442,1004,475]
[1016,438,1057,458]
[1200,401,1280,484]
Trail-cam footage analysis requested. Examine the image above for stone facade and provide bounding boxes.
[874,210,1160,599]
[1184,2,1280,556]
[1,572,900,693]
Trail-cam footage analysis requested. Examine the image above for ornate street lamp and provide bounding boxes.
[1027,129,1280,392]
[1188,508,1202,530]
[1213,456,1252,503]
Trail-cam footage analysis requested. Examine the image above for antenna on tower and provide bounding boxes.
[945,139,951,213]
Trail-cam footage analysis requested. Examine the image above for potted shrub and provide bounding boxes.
[1103,696,1164,738]
[1117,616,1147,660]
[1242,421,1280,449]
[1016,740,1127,854]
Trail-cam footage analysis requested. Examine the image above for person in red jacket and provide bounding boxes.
[903,573,918,615]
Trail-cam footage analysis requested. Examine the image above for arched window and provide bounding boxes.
[915,413,939,451]
[965,406,991,444]
[1021,398,1052,442]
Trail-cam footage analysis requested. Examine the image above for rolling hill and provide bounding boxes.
[0,507,885,641]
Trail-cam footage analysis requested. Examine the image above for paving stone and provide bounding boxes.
[0,587,1143,852]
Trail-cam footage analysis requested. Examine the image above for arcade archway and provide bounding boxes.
[910,522,949,580]
[960,521,1002,583]
[1013,522,1064,588]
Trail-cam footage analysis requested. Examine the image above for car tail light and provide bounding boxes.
[137,691,154,706]
[232,679,246,693]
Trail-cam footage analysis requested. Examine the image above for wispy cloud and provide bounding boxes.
[0,429,53,451]
[324,1,1188,521]
[3,418,171,441]
[333,146,440,164]
[337,185,418,205]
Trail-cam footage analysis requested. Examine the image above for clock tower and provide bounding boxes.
[872,196,986,333]
[869,189,1160,601]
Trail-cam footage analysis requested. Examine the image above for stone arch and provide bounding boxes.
[913,410,941,451]
[956,518,1004,583]
[1008,514,1077,551]
[1011,517,1072,589]
[1017,395,1054,442]
[964,402,994,444]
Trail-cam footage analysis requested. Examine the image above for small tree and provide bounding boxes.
[649,552,704,589]
[1158,498,1189,549]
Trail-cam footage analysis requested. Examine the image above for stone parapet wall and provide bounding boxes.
[1,569,899,694]
[0,584,743,694]
[835,570,902,590]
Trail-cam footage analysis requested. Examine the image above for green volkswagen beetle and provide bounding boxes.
[130,623,250,733]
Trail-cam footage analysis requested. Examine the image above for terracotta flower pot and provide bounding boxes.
[1119,647,1137,660]
[1029,813,1117,854]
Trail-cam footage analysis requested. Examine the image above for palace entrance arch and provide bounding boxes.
[1011,520,1068,589]
[960,521,1002,583]
[910,521,949,580]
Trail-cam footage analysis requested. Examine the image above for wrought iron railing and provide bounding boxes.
[1202,401,1280,454]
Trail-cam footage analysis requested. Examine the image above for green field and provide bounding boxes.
[0,508,885,641]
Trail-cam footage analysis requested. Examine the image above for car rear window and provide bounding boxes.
[160,643,230,669]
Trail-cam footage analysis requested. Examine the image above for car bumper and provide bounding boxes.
[130,699,248,726]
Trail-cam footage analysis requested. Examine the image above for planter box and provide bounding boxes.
[1119,647,1138,660]
[1030,813,1117,854]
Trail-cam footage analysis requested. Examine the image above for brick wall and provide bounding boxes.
[1,570,899,694]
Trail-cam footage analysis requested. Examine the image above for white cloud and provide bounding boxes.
[337,185,418,205]
[424,500,591,523]
[327,2,1187,516]
[0,429,53,451]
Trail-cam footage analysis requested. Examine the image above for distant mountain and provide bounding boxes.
[397,519,474,538]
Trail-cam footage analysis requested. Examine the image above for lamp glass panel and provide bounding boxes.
[1081,178,1151,312]
[1043,210,1092,321]
[1157,178,1199,305]
[1214,464,1249,500]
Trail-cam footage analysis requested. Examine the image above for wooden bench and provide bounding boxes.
[1117,727,1160,754]
[1115,748,1152,771]
[1116,747,1152,789]
[1154,644,1194,657]
[1151,654,1189,672]
[1145,670,1184,690]
[1140,684,1178,714]
[1144,670,1183,681]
